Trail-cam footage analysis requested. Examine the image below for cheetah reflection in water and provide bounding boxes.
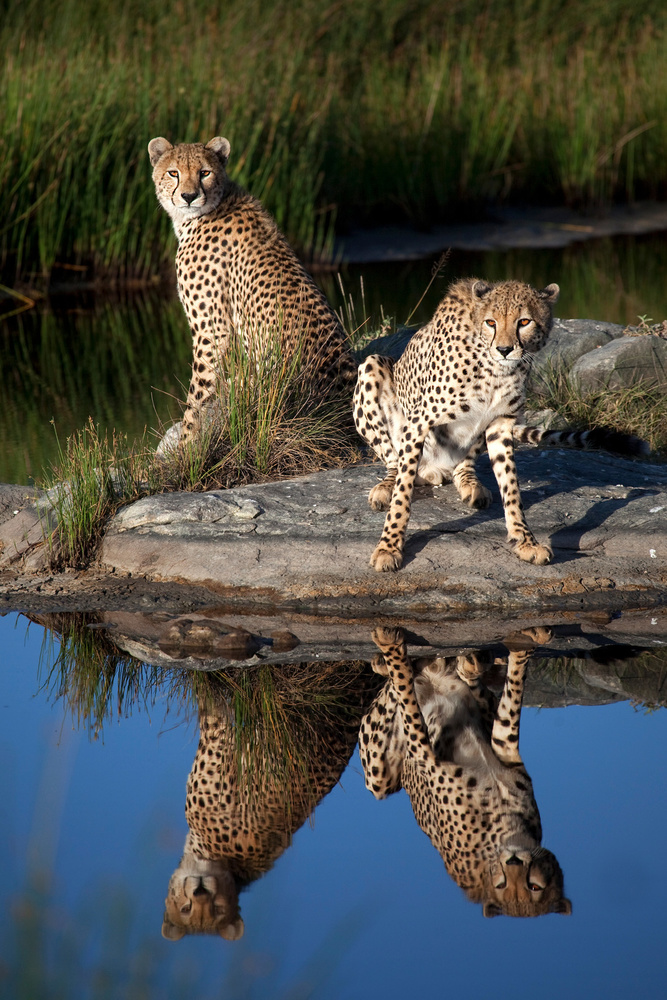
[162,661,380,940]
[359,627,571,917]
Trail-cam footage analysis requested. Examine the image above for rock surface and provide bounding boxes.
[336,201,667,261]
[2,449,666,617]
[571,334,667,393]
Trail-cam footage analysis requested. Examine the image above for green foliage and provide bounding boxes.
[37,325,359,569]
[3,0,667,283]
[158,331,359,492]
[527,361,667,458]
[40,418,161,569]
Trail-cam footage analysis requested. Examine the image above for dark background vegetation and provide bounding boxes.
[2,0,667,284]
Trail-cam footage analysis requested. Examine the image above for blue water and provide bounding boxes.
[1,613,665,999]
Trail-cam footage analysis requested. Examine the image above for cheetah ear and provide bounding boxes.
[206,136,231,166]
[161,914,186,940]
[220,916,244,941]
[539,283,560,303]
[555,897,573,915]
[472,280,493,300]
[148,137,173,167]
[483,902,503,918]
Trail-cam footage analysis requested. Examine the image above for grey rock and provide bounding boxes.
[3,451,666,616]
[113,491,263,531]
[531,318,626,374]
[336,202,667,262]
[91,452,667,616]
[571,334,667,393]
[356,326,419,361]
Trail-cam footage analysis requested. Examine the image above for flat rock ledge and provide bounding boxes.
[1,449,666,619]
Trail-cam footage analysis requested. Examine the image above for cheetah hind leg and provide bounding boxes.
[352,355,402,513]
[416,428,450,487]
[421,430,492,507]
[455,652,484,684]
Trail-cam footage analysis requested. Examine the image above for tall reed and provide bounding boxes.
[2,0,667,284]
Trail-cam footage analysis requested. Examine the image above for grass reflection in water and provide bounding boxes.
[4,610,667,996]
[4,231,667,487]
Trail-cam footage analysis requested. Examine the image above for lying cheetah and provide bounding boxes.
[162,662,378,941]
[354,277,561,571]
[148,136,355,445]
[360,627,571,917]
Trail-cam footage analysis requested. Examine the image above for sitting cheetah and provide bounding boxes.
[354,277,560,571]
[162,661,379,941]
[148,135,355,445]
[360,626,571,918]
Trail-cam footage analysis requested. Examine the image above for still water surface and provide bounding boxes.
[1,611,666,999]
[4,231,667,484]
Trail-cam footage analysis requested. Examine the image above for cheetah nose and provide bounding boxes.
[192,879,209,895]
[496,346,514,358]
[505,854,524,866]
[181,192,198,205]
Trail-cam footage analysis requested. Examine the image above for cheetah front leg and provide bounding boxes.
[485,417,552,565]
[371,628,435,765]
[370,418,430,572]
[491,628,551,764]
[353,355,402,511]
[177,301,234,447]
[452,436,492,510]
[180,370,217,446]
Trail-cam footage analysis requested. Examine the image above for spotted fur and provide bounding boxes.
[148,136,355,444]
[162,664,376,941]
[360,627,571,917]
[354,277,560,571]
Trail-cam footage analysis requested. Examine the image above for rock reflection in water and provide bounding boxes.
[360,626,572,918]
[162,660,381,942]
[29,607,667,938]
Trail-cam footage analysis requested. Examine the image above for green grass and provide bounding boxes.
[3,0,667,285]
[159,332,359,492]
[38,326,359,569]
[527,361,667,457]
[40,419,162,570]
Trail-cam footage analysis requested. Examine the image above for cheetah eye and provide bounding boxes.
[168,170,179,178]
[528,883,543,892]
[200,169,211,178]
[518,318,531,327]
[486,319,496,329]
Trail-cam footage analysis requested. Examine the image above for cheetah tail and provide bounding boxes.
[513,423,650,458]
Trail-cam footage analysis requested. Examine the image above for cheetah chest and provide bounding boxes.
[422,373,524,472]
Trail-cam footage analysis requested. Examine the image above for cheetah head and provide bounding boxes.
[471,279,559,368]
[148,136,231,235]
[481,845,572,918]
[162,856,245,941]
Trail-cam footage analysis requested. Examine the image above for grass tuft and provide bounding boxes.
[157,331,360,492]
[40,419,160,570]
[527,363,667,458]
[38,329,360,569]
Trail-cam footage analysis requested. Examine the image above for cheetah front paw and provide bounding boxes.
[512,538,553,565]
[456,653,484,682]
[372,627,405,653]
[458,480,492,509]
[370,543,403,572]
[368,481,393,511]
[520,626,553,645]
